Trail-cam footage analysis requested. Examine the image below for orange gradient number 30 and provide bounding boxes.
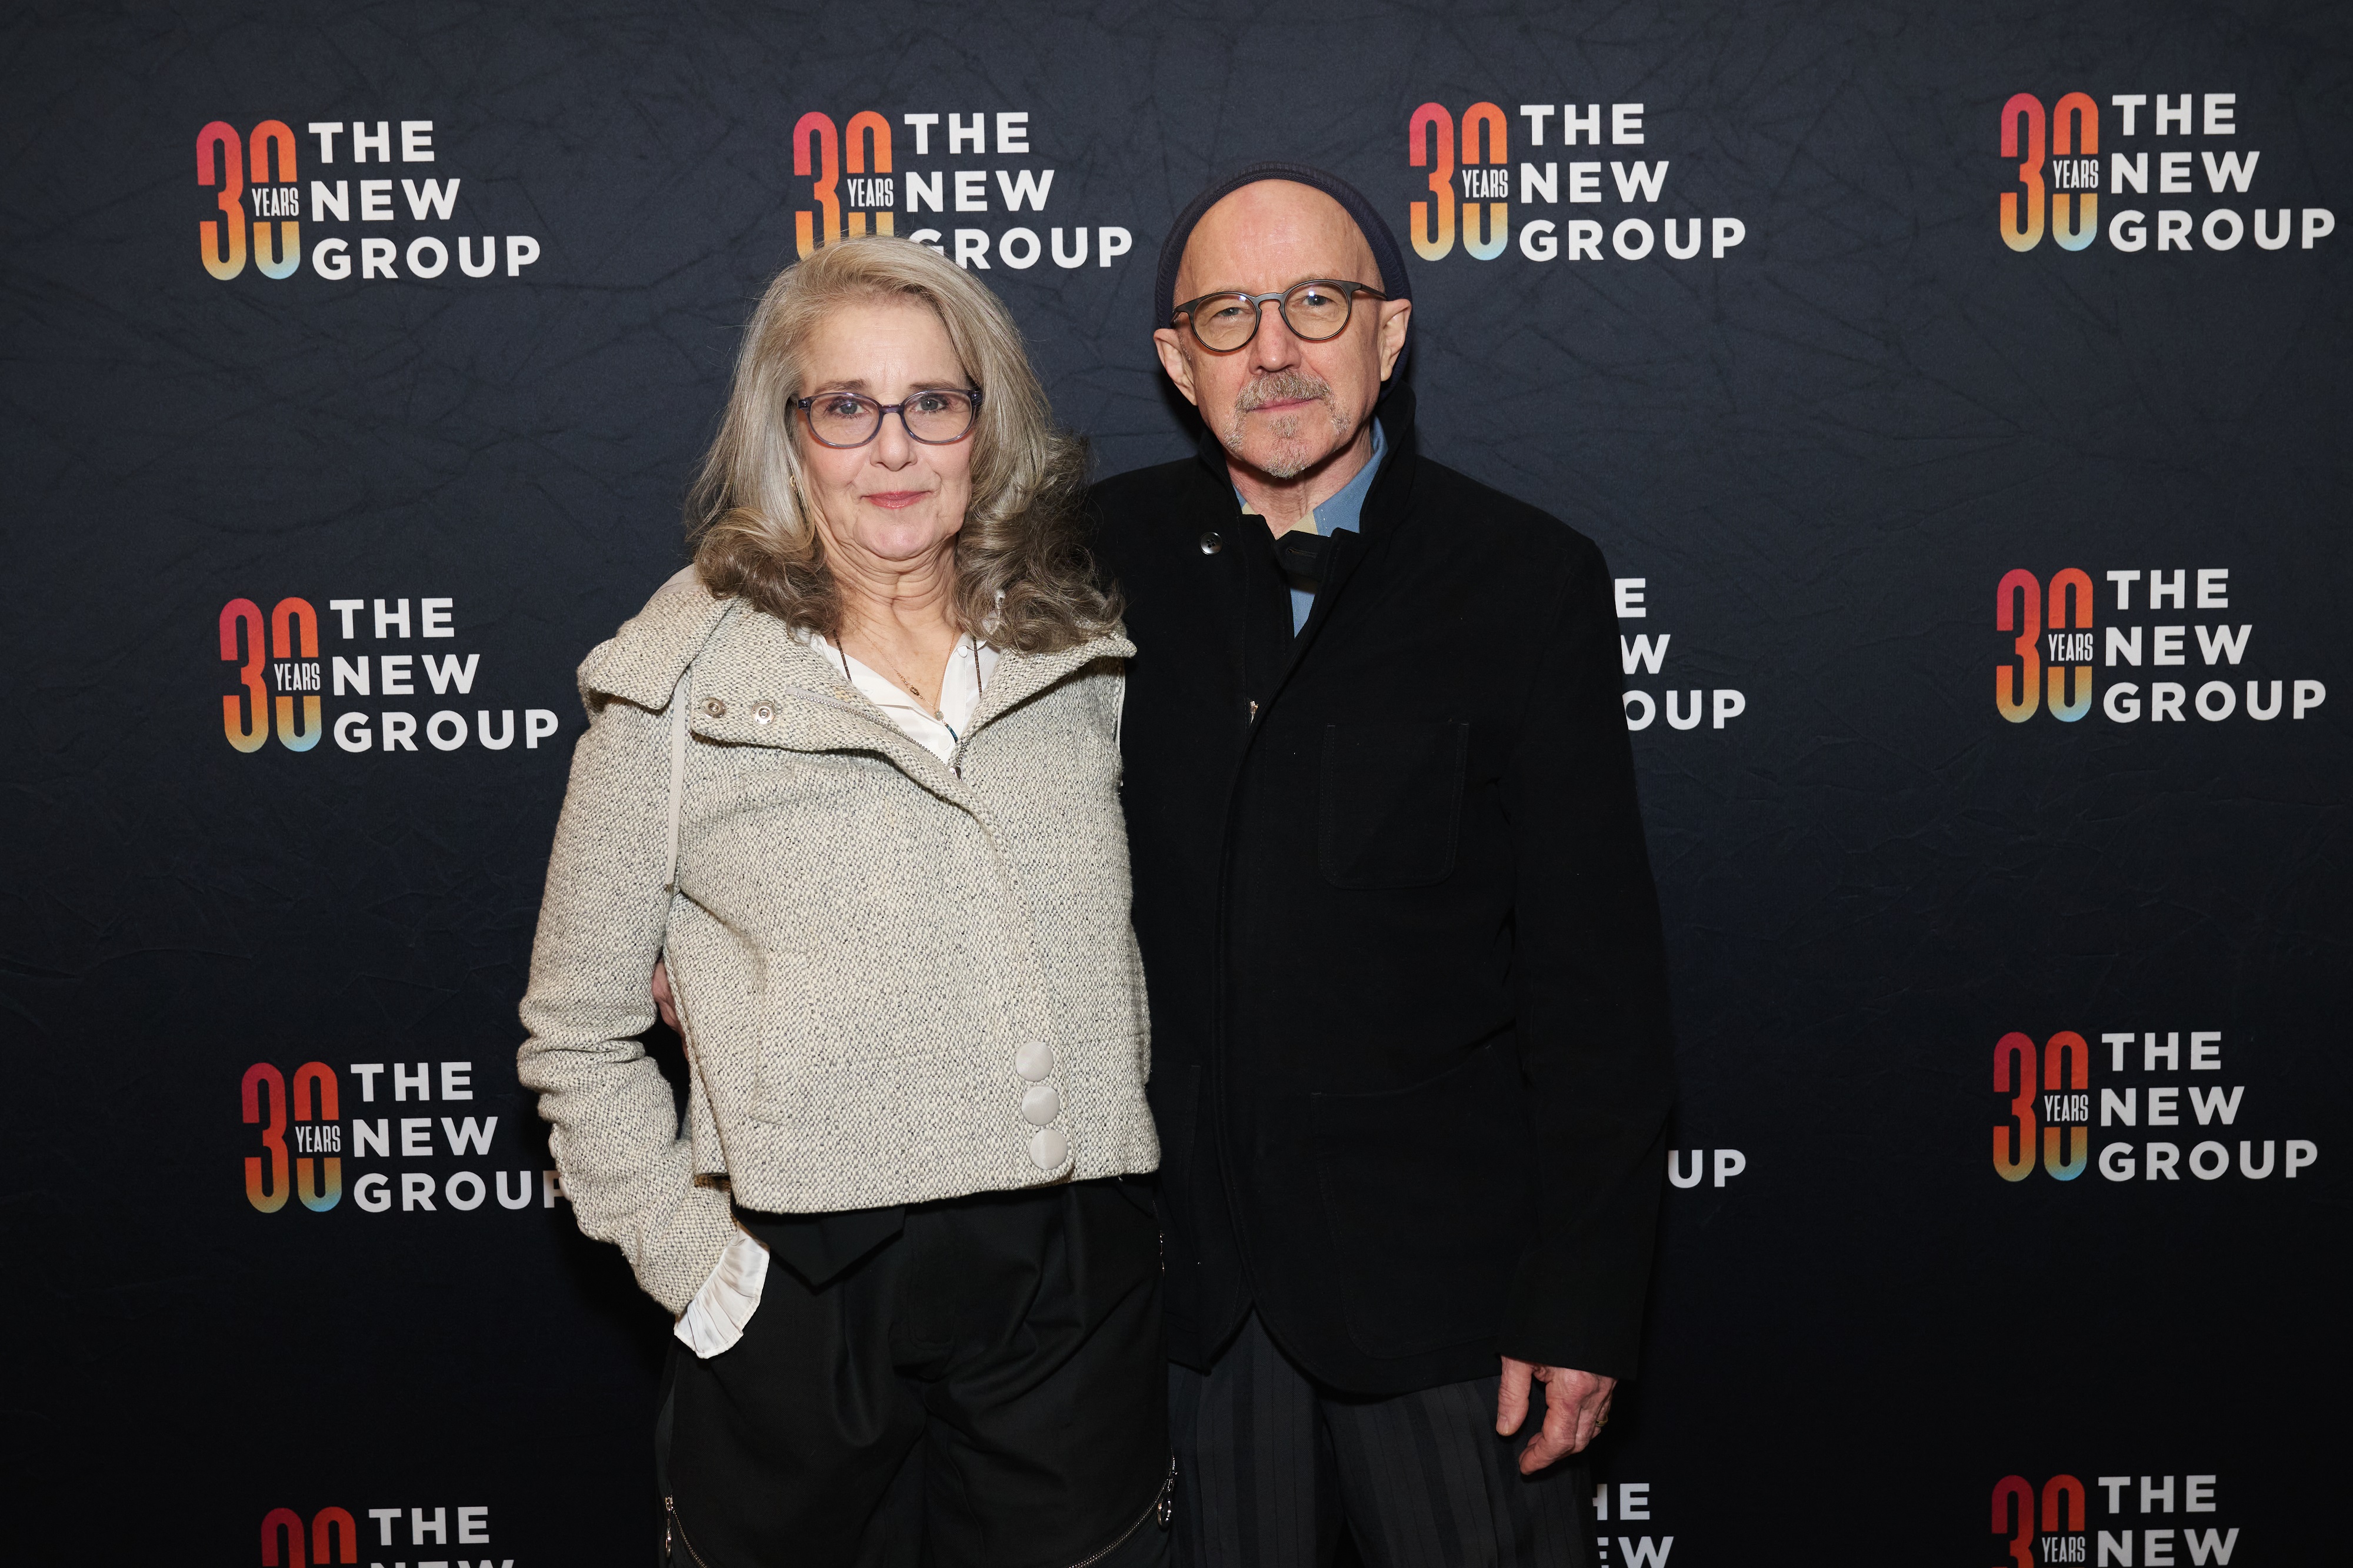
[1992,1032,2087,1183]
[794,111,895,258]
[1995,568,2093,723]
[219,597,321,752]
[1408,102,1509,262]
[197,120,301,281]
[243,1062,342,1214]
[1992,1474,2085,1568]
[1999,93,2098,253]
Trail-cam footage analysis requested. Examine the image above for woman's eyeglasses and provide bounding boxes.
[795,388,983,448]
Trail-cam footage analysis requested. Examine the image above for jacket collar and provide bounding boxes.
[965,626,1136,733]
[584,569,1129,723]
[576,568,734,711]
[702,608,1131,736]
[1228,387,1419,711]
[590,576,1130,793]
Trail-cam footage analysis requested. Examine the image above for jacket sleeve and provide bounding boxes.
[517,678,734,1315]
[1497,538,1678,1380]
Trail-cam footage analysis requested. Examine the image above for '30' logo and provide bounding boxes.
[1994,1032,2089,1182]
[1992,1474,2086,1568]
[1999,93,2101,252]
[794,111,896,258]
[244,1062,343,1213]
[198,120,302,281]
[1408,102,1509,262]
[222,597,322,752]
[1996,568,2095,723]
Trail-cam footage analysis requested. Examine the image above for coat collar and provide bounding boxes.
[576,567,734,711]
[702,605,1130,737]
[581,568,1131,786]
[1209,386,1419,718]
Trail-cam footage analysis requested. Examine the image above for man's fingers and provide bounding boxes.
[1502,1365,1621,1468]
[1570,1385,1604,1455]
[652,959,679,1033]
[1519,1384,1579,1474]
[1565,1376,1618,1456]
[1517,1370,1618,1472]
[1495,1356,1534,1436]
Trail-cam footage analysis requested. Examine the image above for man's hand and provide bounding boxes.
[1496,1356,1616,1473]
[651,958,680,1034]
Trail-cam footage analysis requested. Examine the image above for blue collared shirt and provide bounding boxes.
[1237,419,1388,634]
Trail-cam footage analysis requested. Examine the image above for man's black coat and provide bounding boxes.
[1089,389,1677,1397]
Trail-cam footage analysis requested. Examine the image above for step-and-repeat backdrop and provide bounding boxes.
[5,2,2344,1562]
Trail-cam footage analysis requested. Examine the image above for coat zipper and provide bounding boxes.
[1064,1457,1178,1568]
[661,953,729,1196]
[664,1496,714,1568]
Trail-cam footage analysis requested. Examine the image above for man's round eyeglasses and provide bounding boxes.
[1170,279,1387,353]
[794,388,983,448]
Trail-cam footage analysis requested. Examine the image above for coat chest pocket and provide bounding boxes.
[1318,721,1469,889]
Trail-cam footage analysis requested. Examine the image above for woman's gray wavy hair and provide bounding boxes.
[687,235,1116,653]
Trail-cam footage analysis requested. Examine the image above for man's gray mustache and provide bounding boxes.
[1235,373,1332,412]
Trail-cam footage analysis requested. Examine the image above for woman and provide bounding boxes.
[518,235,1168,1568]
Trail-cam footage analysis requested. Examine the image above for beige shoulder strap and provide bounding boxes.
[658,595,746,892]
[664,665,689,892]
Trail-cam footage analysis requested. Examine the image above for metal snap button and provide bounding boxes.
[1199,531,1222,555]
[703,697,726,718]
[752,702,775,725]
[1028,1127,1070,1170]
[1021,1085,1061,1127]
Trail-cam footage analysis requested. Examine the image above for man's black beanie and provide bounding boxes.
[1151,161,1413,332]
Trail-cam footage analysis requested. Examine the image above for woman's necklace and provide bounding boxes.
[842,633,954,720]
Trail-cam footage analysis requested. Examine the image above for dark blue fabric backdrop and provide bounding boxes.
[3,2,2344,1561]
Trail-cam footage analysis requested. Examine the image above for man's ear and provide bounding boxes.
[1376,299,1412,381]
[1152,328,1202,407]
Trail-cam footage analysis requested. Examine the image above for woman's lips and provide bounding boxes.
[862,490,929,509]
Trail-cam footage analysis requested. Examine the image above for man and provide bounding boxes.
[1090,163,1677,1566]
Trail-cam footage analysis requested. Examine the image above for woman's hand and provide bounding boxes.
[652,958,681,1033]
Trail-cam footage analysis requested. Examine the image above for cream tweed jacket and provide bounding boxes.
[518,572,1156,1312]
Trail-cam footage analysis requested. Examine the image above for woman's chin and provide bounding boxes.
[847,514,959,563]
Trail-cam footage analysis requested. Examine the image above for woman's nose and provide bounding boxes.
[870,409,918,465]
